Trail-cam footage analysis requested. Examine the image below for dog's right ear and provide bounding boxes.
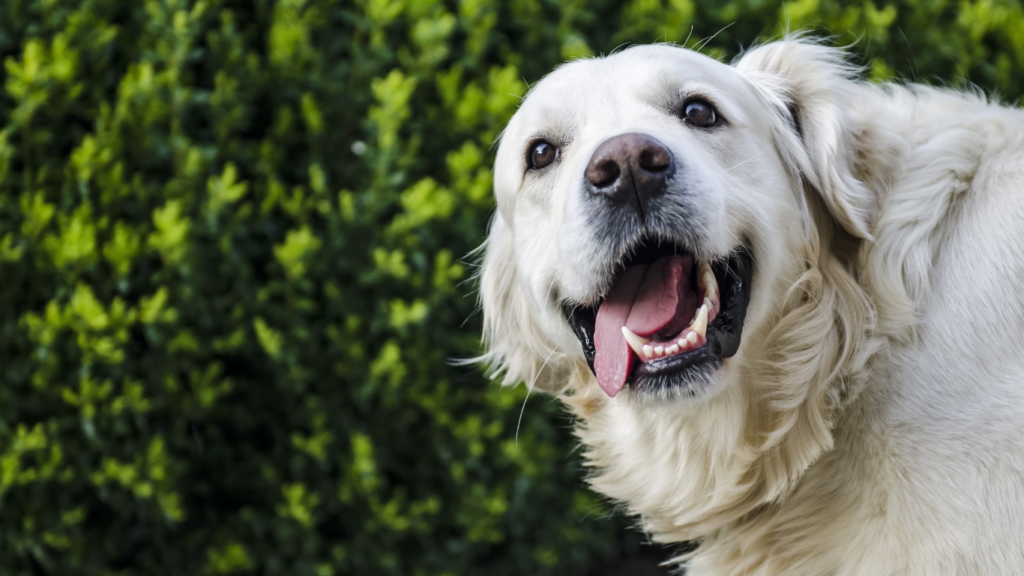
[735,38,887,240]
[477,213,569,393]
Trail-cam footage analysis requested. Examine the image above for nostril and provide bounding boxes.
[638,146,671,173]
[586,158,621,188]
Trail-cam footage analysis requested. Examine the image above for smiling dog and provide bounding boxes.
[478,38,1024,575]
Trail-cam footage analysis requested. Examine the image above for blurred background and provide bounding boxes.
[1,0,1023,574]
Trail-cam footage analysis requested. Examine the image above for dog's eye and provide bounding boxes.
[527,141,558,170]
[682,99,718,128]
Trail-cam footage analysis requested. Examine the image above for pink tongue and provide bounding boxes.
[593,265,646,398]
[593,255,694,397]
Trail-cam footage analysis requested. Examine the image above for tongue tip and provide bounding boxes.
[598,360,626,397]
[599,380,624,398]
[595,348,631,398]
[594,354,629,398]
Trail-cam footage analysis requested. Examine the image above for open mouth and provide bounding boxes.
[563,237,753,398]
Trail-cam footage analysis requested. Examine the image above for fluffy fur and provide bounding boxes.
[478,38,1024,575]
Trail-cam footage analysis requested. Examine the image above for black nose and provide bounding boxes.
[585,133,674,213]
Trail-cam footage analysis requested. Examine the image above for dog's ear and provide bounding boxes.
[735,38,882,240]
[476,213,569,393]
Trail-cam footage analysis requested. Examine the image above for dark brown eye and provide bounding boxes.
[527,141,558,169]
[682,99,718,127]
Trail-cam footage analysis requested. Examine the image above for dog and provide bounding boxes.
[476,38,1024,575]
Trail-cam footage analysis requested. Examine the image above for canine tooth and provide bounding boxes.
[621,326,650,356]
[686,332,699,346]
[704,268,718,292]
[704,297,713,310]
[690,303,708,338]
[642,344,654,358]
[698,262,711,289]
[705,281,717,301]
[667,344,680,354]
[654,345,665,357]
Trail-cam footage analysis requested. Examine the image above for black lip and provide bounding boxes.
[564,247,753,395]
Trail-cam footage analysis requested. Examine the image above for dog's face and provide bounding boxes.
[488,45,813,401]
[480,40,888,541]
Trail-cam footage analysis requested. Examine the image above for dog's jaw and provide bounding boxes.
[562,243,753,399]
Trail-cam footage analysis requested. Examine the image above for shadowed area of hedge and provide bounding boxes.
[1,0,1022,575]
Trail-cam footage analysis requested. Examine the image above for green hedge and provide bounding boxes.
[1,1,1023,575]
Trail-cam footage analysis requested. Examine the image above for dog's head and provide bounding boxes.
[479,39,898,541]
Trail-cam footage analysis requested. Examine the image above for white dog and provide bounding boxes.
[477,38,1024,575]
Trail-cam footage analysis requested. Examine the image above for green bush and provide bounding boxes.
[1,0,1022,575]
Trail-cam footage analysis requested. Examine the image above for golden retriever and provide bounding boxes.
[478,38,1024,575]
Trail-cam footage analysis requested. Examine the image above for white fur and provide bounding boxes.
[479,38,1024,575]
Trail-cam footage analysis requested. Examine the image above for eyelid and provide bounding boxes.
[679,86,721,105]
[681,94,717,109]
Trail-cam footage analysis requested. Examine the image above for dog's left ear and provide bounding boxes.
[735,39,890,240]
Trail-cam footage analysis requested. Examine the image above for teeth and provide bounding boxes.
[622,270,715,362]
[698,262,712,289]
[698,262,718,301]
[622,327,650,357]
[690,304,708,339]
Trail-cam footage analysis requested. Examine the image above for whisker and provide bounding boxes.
[517,346,558,446]
[725,201,781,236]
[694,23,735,53]
[715,148,768,177]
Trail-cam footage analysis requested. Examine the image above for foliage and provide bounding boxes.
[0,0,1022,575]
